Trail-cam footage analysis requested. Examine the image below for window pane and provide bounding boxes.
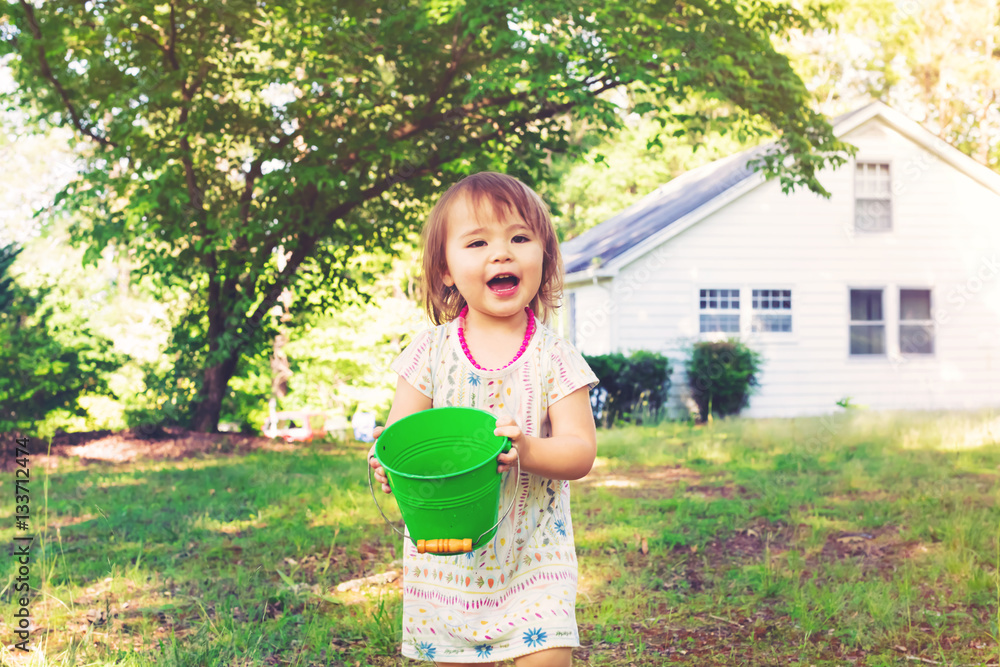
[851,289,883,321]
[900,324,934,354]
[700,314,740,333]
[850,324,886,354]
[753,314,792,333]
[900,289,931,320]
[856,162,891,195]
[753,289,792,314]
[855,199,892,231]
[701,288,739,310]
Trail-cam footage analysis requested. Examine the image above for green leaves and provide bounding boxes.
[0,243,124,434]
[685,338,764,422]
[4,0,848,430]
[583,350,673,428]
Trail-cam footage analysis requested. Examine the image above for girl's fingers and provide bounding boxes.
[497,448,518,463]
[494,426,521,439]
[497,447,518,473]
[367,438,390,493]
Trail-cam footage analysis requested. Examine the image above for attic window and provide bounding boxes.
[855,162,892,232]
[699,288,740,333]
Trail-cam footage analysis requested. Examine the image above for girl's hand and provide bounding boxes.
[494,415,525,474]
[368,426,391,493]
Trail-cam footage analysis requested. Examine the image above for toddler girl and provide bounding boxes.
[369,171,599,666]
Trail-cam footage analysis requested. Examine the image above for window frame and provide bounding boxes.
[898,287,935,356]
[750,288,793,334]
[697,287,742,335]
[848,287,887,357]
[853,160,894,233]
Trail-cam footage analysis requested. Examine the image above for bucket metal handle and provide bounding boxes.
[367,440,519,554]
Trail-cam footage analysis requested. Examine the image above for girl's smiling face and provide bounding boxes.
[442,194,544,324]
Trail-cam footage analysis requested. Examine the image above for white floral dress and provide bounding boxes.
[388,316,599,663]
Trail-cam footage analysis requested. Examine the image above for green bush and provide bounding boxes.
[583,350,672,427]
[685,338,763,422]
[0,243,123,436]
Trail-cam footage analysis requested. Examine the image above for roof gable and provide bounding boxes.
[562,101,1000,282]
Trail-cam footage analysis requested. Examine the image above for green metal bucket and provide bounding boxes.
[370,407,513,555]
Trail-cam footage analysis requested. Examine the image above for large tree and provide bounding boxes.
[1,0,851,432]
[782,0,1000,171]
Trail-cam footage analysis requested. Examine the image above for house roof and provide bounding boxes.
[561,101,1000,283]
[559,143,769,275]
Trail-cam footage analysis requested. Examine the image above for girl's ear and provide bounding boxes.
[443,270,454,287]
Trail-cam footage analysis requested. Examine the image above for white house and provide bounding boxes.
[558,102,1000,418]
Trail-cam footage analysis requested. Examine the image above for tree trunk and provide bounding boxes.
[190,352,239,432]
[189,254,240,433]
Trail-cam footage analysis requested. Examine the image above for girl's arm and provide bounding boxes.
[495,386,597,480]
[369,375,433,492]
[383,374,434,429]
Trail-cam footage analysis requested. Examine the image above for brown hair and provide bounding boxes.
[420,172,564,326]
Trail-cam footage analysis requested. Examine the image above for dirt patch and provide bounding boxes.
[813,524,929,575]
[702,518,795,567]
[633,465,703,482]
[4,427,302,471]
[682,484,750,499]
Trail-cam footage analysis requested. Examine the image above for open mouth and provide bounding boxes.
[488,274,520,294]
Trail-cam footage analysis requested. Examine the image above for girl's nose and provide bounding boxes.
[490,243,513,262]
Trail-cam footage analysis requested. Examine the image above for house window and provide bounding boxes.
[699,288,740,333]
[752,289,792,332]
[855,162,892,232]
[900,289,934,354]
[850,289,885,355]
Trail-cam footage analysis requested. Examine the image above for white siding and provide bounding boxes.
[567,280,614,354]
[579,117,1000,418]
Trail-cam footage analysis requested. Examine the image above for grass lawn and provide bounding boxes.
[1,408,999,666]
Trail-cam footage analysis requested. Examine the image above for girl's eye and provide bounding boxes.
[467,240,486,248]
[513,235,530,243]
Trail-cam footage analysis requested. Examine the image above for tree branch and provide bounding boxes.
[19,0,113,147]
[243,72,628,337]
[423,25,477,117]
[167,0,180,70]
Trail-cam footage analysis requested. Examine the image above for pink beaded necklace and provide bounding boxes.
[457,305,536,371]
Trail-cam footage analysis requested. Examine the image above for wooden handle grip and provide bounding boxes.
[417,538,473,554]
